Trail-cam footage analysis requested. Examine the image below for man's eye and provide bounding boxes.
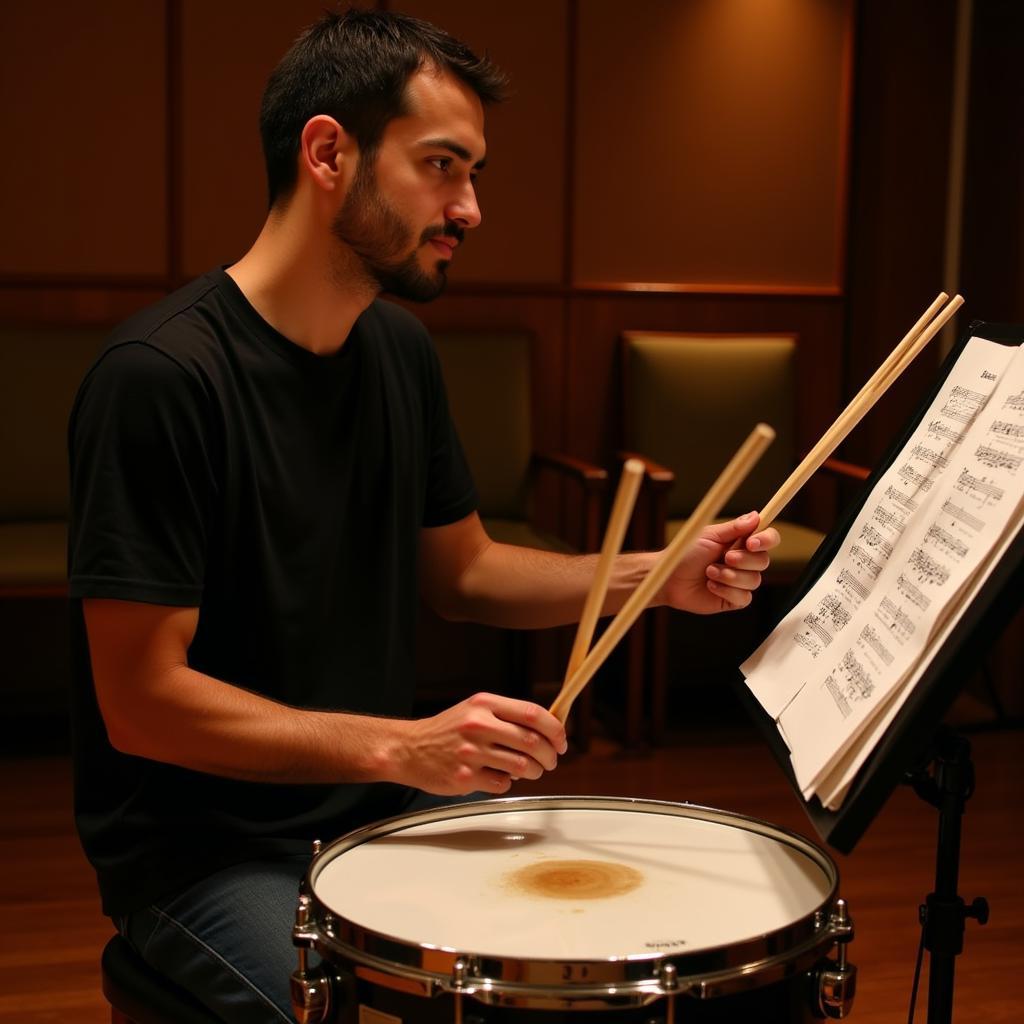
[429,157,451,172]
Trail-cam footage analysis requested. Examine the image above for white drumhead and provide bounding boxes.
[312,804,832,961]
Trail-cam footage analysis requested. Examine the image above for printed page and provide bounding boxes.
[741,335,1024,803]
[815,492,1024,810]
[743,336,1018,722]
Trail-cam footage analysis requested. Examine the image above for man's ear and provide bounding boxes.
[298,115,358,193]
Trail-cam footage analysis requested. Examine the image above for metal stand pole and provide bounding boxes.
[907,730,989,1024]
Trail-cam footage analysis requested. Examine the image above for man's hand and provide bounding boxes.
[659,512,780,615]
[392,693,568,796]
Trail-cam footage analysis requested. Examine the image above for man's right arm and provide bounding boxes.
[84,598,565,795]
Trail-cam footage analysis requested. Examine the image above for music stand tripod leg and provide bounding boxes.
[906,729,990,1024]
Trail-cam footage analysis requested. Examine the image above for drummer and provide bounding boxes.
[68,8,780,1023]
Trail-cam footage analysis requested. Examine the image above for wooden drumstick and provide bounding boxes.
[550,423,776,724]
[556,458,644,702]
[757,293,963,530]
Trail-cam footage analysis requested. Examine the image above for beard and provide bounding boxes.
[331,158,463,303]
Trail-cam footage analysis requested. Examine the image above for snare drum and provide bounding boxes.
[291,796,855,1022]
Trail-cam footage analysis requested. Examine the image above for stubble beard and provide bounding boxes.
[331,157,452,304]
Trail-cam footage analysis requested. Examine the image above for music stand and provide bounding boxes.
[733,320,1024,1023]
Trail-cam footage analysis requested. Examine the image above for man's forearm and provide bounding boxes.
[103,663,410,784]
[446,541,659,629]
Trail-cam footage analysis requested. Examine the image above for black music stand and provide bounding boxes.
[733,321,1024,1024]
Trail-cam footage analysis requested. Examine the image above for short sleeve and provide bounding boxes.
[68,342,216,605]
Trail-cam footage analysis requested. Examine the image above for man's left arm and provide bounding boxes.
[419,510,780,629]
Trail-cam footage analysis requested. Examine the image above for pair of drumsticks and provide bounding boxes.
[548,292,964,725]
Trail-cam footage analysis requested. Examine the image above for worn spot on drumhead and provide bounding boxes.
[504,859,643,900]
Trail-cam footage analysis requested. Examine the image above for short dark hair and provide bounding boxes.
[259,7,508,208]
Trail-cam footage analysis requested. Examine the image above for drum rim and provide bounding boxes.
[302,795,841,1005]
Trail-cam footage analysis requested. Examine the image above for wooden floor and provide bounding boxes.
[1,721,1020,1023]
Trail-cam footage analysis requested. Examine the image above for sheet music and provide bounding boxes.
[741,335,1024,806]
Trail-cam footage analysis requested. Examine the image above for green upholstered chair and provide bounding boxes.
[619,331,867,745]
[427,331,607,746]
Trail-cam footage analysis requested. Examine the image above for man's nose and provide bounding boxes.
[445,181,482,230]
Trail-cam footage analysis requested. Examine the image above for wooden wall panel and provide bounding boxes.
[0,1,167,278]
[180,0,330,276]
[572,0,850,289]
[395,0,569,286]
[844,0,957,469]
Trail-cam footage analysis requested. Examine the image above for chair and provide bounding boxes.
[101,934,222,1024]
[420,330,607,747]
[618,331,868,746]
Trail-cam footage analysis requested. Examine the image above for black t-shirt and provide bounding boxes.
[67,268,477,917]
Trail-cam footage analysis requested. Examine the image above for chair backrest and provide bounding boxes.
[431,331,533,520]
[0,327,108,522]
[622,332,798,518]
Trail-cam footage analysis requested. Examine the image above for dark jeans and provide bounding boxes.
[116,790,477,1023]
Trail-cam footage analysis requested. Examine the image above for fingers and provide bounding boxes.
[704,513,780,554]
[413,693,567,797]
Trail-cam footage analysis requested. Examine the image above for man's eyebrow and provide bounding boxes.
[420,137,487,171]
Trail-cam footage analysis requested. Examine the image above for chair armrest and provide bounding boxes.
[616,451,674,550]
[616,450,674,490]
[820,456,871,481]
[530,451,607,552]
[532,451,608,492]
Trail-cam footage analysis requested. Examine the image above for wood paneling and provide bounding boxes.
[397,0,570,286]
[960,0,1024,325]
[0,2,168,277]
[179,0,332,277]
[572,0,851,289]
[843,0,958,469]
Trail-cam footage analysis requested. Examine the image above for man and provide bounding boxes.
[68,9,780,1022]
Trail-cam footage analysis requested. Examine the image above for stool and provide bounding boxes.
[101,934,223,1024]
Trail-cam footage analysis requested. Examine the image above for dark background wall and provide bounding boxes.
[2,0,1021,721]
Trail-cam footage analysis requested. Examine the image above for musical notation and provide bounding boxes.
[896,572,931,611]
[990,419,1024,440]
[941,498,984,532]
[927,419,966,445]
[877,596,916,643]
[1004,391,1024,413]
[796,592,853,657]
[871,505,906,535]
[911,444,950,470]
[836,567,869,601]
[824,676,852,719]
[849,544,884,580]
[897,463,934,492]
[885,485,918,514]
[838,649,875,703]
[908,547,951,586]
[974,445,1021,472]
[925,523,969,559]
[860,623,895,666]
[955,468,1005,504]
[858,523,894,559]
[942,384,988,424]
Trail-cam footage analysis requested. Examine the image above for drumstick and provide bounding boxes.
[555,458,644,704]
[757,293,963,530]
[550,423,775,724]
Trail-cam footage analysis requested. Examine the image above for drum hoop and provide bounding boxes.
[303,795,841,1004]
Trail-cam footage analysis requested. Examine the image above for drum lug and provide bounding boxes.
[814,898,857,1019]
[290,964,333,1024]
[450,955,481,992]
[658,960,680,993]
[290,893,332,1024]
